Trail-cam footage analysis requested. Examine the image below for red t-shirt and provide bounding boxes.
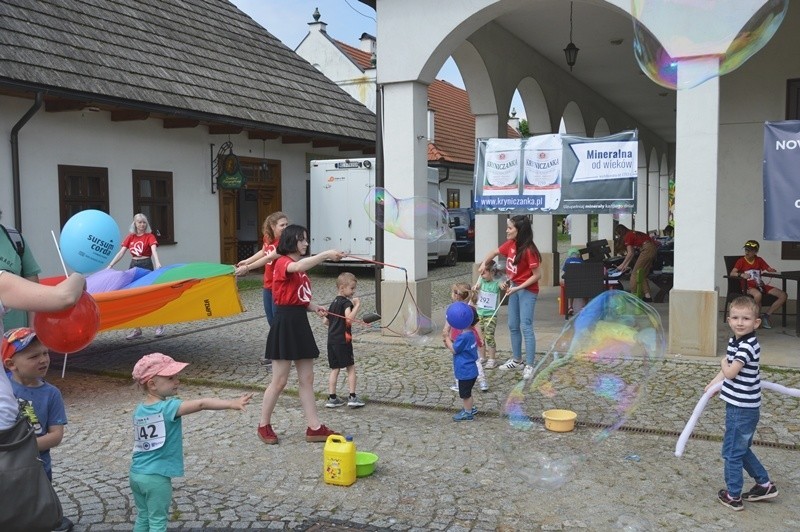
[262,237,278,289]
[499,239,540,294]
[733,256,772,289]
[122,233,158,258]
[623,231,651,248]
[271,255,312,307]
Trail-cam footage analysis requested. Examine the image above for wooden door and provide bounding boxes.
[219,190,238,264]
[217,157,282,266]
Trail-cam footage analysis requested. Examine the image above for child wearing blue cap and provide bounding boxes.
[444,302,480,421]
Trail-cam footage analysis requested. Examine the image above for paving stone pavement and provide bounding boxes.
[46,262,800,530]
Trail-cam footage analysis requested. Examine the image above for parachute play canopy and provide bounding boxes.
[43,263,243,331]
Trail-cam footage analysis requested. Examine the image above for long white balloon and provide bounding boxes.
[675,380,800,457]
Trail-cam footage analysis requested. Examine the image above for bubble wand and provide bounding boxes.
[324,310,382,327]
[343,254,406,271]
[50,230,72,378]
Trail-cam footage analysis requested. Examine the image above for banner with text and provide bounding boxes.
[763,120,800,240]
[473,131,638,214]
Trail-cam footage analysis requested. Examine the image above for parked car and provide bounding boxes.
[449,207,475,260]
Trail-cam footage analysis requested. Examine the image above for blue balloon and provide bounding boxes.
[446,301,473,330]
[60,210,120,274]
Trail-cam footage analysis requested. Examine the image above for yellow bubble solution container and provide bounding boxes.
[323,434,356,486]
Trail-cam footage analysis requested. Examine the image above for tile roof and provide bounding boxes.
[334,39,519,167]
[334,41,373,71]
[0,0,375,143]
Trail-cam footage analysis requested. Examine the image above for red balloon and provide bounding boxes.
[33,291,100,353]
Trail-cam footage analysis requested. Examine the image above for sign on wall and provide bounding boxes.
[473,131,638,214]
[763,120,800,240]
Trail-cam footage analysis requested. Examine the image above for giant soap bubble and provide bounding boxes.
[632,0,788,90]
[363,187,449,242]
[503,290,665,488]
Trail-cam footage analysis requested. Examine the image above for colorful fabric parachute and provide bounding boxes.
[43,263,243,331]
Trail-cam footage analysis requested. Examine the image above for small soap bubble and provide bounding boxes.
[363,187,448,242]
[631,0,788,90]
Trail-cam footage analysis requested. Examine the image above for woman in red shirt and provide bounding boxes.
[615,224,656,302]
[478,215,541,380]
[236,212,289,366]
[107,213,163,339]
[256,224,344,445]
[236,211,288,326]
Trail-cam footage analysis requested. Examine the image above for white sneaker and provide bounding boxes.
[522,365,534,380]
[484,359,497,369]
[126,328,142,340]
[479,378,489,392]
[154,326,165,337]
[450,383,459,392]
[498,359,523,370]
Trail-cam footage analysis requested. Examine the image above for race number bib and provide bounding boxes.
[477,290,498,310]
[133,412,166,452]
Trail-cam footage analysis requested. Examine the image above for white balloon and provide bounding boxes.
[675,380,800,457]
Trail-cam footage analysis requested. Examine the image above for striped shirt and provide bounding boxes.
[720,332,761,408]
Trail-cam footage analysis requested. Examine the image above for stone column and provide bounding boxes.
[669,59,720,357]
[380,81,432,334]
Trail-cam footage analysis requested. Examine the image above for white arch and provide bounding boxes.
[516,77,550,135]
[561,101,587,135]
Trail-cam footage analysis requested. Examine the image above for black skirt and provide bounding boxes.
[265,305,320,361]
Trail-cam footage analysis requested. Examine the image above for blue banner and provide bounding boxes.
[763,121,800,240]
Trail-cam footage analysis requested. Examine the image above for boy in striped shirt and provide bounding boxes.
[705,295,778,510]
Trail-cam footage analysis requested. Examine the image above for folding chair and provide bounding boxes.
[563,262,607,319]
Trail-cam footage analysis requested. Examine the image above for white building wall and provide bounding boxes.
[296,28,377,112]
[0,95,349,276]
[716,2,800,281]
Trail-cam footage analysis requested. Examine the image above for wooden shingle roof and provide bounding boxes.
[0,0,375,145]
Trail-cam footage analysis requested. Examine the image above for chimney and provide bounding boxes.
[427,104,435,142]
[308,7,327,33]
[360,33,376,54]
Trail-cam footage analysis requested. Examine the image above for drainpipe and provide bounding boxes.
[10,92,44,231]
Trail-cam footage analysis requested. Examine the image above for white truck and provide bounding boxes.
[310,158,458,266]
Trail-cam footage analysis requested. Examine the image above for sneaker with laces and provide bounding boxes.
[761,313,772,329]
[257,424,278,445]
[325,397,345,408]
[126,328,142,340]
[452,409,474,421]
[484,359,497,369]
[498,359,523,370]
[479,378,489,392]
[306,424,338,442]
[717,489,743,511]
[743,482,778,501]
[470,406,478,415]
[522,365,534,380]
[450,383,459,392]
[154,326,165,337]
[347,395,366,408]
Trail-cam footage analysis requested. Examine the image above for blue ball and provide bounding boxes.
[446,301,473,330]
[60,210,120,274]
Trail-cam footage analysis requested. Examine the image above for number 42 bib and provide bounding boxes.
[133,412,167,452]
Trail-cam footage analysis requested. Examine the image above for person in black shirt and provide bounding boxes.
[324,273,364,408]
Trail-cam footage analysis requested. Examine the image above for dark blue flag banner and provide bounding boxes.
[473,131,638,214]
[763,120,800,240]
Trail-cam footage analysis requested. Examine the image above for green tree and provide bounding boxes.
[519,118,530,138]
